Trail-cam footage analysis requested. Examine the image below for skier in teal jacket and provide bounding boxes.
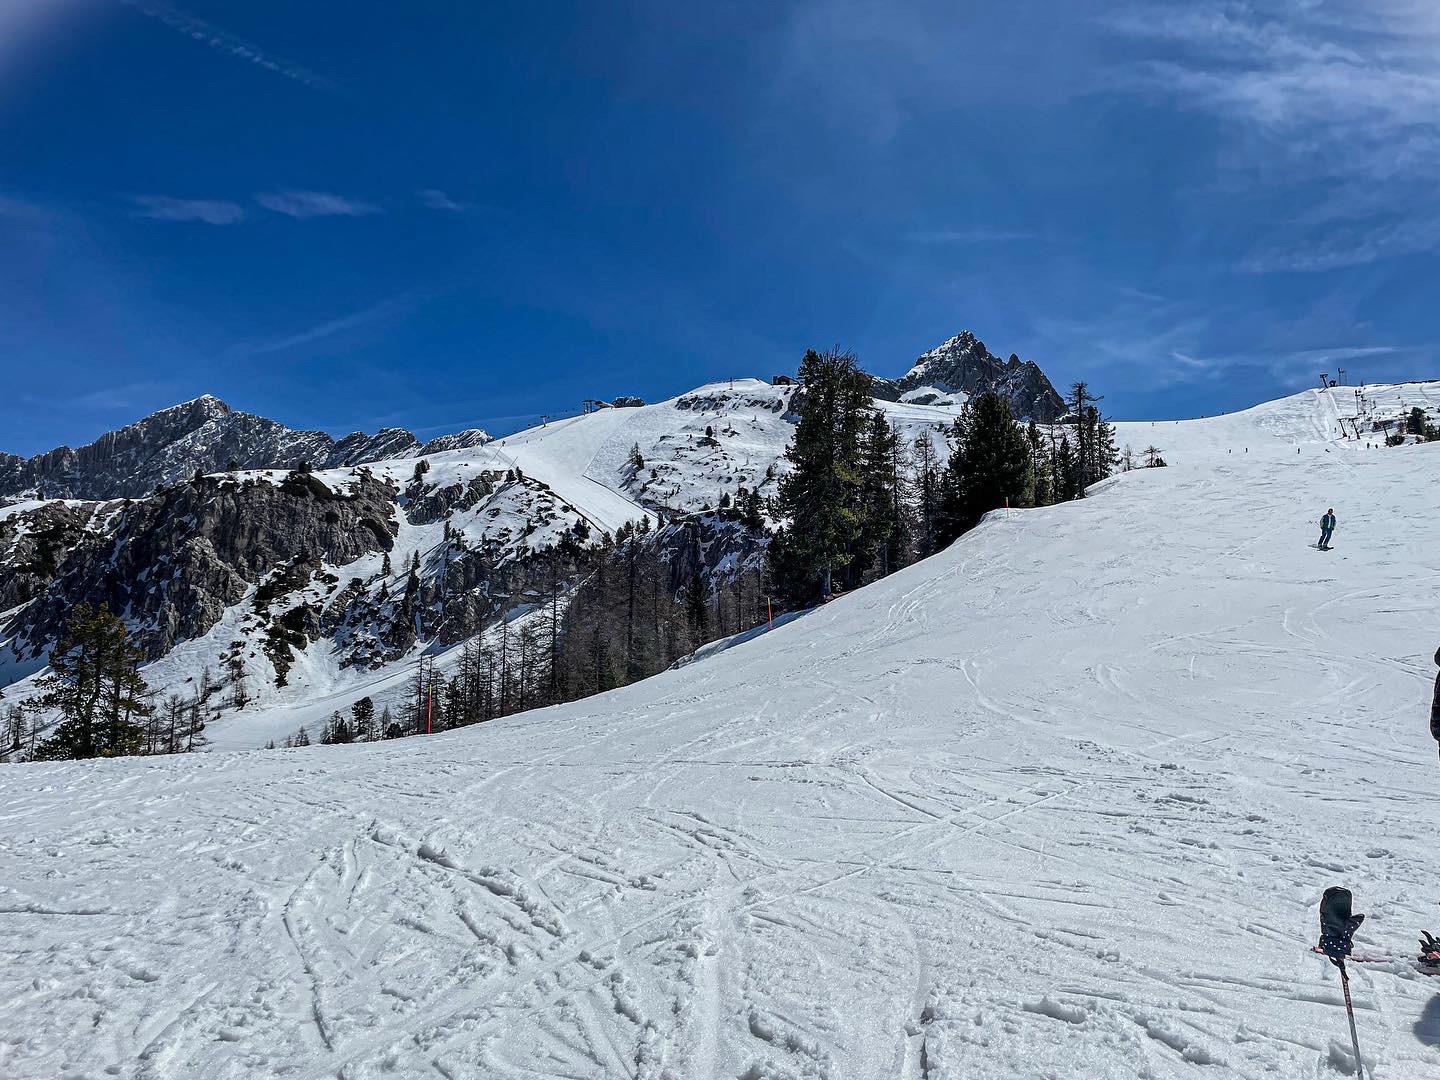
[1318,509,1336,549]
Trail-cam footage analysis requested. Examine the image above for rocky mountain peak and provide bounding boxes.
[871,329,1066,421]
[0,400,487,501]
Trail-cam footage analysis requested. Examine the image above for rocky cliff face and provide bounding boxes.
[3,470,399,662]
[871,331,1066,421]
[0,396,491,501]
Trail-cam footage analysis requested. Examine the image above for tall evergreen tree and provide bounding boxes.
[1026,421,1053,507]
[685,567,709,642]
[937,392,1030,543]
[33,603,152,760]
[855,410,906,582]
[769,348,872,602]
[352,696,377,742]
[1066,382,1101,496]
[1055,433,1079,501]
[909,433,943,560]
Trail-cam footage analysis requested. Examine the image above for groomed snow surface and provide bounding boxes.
[4,386,1440,1078]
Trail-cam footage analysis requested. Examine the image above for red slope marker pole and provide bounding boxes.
[767,596,774,632]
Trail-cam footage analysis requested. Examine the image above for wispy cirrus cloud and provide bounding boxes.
[1105,0,1440,271]
[0,192,49,221]
[255,190,380,219]
[1034,306,1216,391]
[417,189,470,212]
[130,195,246,224]
[239,294,410,356]
[120,0,333,90]
[1030,279,1411,392]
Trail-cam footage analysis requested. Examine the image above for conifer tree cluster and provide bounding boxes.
[0,604,222,763]
[769,357,1122,606]
[768,349,909,605]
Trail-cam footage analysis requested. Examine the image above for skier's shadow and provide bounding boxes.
[1415,996,1440,1046]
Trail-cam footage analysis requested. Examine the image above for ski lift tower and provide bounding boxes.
[1319,372,1330,390]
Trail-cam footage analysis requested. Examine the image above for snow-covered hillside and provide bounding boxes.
[3,384,1439,1078]
[0,379,966,749]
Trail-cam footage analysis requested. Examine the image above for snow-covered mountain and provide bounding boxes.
[0,378,956,716]
[871,329,1067,420]
[0,395,492,501]
[4,373,1436,752]
[3,380,1439,1078]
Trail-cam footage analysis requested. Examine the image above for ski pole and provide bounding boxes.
[1335,959,1366,1080]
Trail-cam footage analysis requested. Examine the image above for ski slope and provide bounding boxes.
[4,391,1440,1079]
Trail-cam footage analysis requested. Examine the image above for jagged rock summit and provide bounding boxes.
[871,330,1066,421]
[0,395,491,501]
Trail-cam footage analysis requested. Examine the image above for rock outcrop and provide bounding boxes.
[3,470,398,661]
[871,331,1066,421]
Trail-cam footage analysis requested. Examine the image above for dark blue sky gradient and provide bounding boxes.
[1,0,1434,453]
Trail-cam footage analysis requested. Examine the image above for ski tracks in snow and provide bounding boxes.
[5,443,1440,1077]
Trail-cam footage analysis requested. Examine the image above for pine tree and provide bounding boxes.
[351,696,376,742]
[1066,383,1103,496]
[294,726,311,747]
[770,348,871,602]
[33,603,152,760]
[323,710,352,744]
[856,410,905,582]
[937,392,1030,543]
[685,567,709,642]
[1097,415,1120,480]
[910,433,943,559]
[4,705,27,761]
[404,555,422,617]
[1055,433,1079,501]
[1026,421,1053,507]
[589,623,617,692]
[741,488,764,530]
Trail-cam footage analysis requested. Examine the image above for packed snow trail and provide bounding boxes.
[3,441,1440,1078]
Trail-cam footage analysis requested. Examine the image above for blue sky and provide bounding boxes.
[2,0,1436,455]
